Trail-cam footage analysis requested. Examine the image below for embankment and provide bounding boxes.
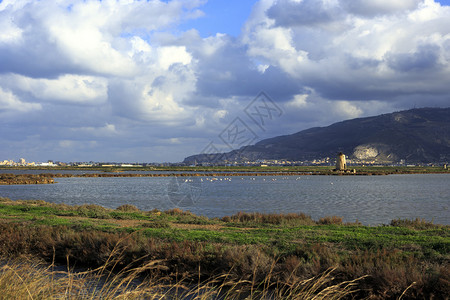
[0,174,54,185]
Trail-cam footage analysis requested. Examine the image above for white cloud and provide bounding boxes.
[157,46,192,70]
[4,74,108,104]
[109,65,197,124]
[242,0,450,102]
[332,101,364,119]
[0,0,203,77]
[287,94,309,108]
[0,87,42,112]
[213,110,228,120]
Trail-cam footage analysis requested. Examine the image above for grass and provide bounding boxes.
[0,256,366,299]
[0,198,448,298]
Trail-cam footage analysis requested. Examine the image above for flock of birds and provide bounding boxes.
[182,176,304,183]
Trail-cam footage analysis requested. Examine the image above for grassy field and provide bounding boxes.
[0,197,448,299]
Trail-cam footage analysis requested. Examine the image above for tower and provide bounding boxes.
[336,152,346,171]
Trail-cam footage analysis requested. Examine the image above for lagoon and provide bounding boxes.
[0,174,448,225]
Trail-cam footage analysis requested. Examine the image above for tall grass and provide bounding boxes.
[221,211,316,226]
[0,258,363,299]
[0,229,361,299]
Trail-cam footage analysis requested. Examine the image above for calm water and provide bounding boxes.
[0,174,448,225]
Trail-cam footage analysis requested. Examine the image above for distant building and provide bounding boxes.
[336,152,347,171]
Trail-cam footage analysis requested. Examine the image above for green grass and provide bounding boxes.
[1,199,447,257]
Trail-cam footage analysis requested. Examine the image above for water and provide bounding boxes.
[0,169,237,175]
[0,174,448,225]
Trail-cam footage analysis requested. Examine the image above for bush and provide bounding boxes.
[140,220,171,228]
[166,208,194,216]
[0,197,12,203]
[116,204,140,212]
[317,216,343,225]
[220,245,275,282]
[390,218,442,230]
[76,204,111,219]
[222,212,315,226]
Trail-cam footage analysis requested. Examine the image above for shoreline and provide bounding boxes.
[1,167,449,185]
[0,197,448,298]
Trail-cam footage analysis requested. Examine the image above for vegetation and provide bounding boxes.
[0,258,366,299]
[1,165,449,174]
[0,197,448,299]
[0,173,55,185]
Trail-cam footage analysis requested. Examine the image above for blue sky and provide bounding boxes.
[190,0,450,37]
[1,0,450,163]
[180,0,258,37]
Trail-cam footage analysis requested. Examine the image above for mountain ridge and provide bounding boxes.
[184,107,450,164]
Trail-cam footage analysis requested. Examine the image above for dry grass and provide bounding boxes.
[0,259,363,300]
[115,204,140,212]
[0,258,170,299]
[222,211,316,226]
[390,218,442,229]
[317,216,343,225]
[0,229,364,299]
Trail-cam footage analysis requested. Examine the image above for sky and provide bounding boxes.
[1,0,450,163]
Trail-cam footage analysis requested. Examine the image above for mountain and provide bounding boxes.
[184,107,450,164]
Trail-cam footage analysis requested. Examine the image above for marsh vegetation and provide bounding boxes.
[0,197,448,298]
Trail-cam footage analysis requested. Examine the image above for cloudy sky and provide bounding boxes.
[1,0,449,163]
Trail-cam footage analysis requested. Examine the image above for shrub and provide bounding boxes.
[317,216,343,225]
[390,218,442,230]
[221,215,232,223]
[76,204,111,219]
[21,199,49,206]
[140,220,171,229]
[222,212,315,226]
[0,197,12,203]
[116,204,140,212]
[166,208,194,216]
[220,245,275,282]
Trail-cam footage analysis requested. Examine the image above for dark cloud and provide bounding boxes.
[346,55,381,70]
[340,0,422,17]
[386,45,441,72]
[267,0,343,27]
[0,32,79,79]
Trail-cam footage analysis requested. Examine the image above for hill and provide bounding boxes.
[184,107,450,164]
